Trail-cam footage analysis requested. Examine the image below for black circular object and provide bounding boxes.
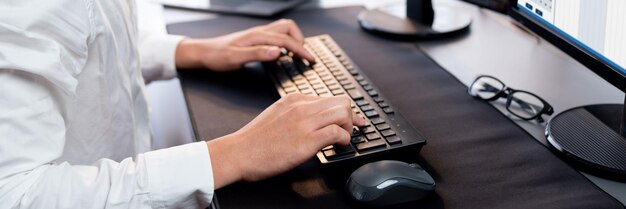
[546,104,626,181]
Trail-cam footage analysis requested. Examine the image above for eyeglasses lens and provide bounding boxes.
[470,77,504,100]
[507,91,544,119]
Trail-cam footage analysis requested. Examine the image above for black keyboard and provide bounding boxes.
[263,34,426,164]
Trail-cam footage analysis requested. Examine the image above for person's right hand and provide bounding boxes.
[206,94,366,189]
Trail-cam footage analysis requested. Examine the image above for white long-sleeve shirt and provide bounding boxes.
[0,0,214,208]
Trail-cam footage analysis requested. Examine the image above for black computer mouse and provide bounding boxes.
[345,160,436,207]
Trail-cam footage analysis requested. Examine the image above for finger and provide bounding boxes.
[229,46,282,64]
[247,31,315,62]
[312,124,351,148]
[294,95,351,116]
[265,19,305,43]
[311,105,354,133]
[352,111,367,127]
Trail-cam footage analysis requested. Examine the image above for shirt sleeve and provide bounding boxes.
[0,4,214,207]
[0,71,214,209]
[137,0,185,83]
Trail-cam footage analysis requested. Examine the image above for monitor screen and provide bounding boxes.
[516,0,626,77]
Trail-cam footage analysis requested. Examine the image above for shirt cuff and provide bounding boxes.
[140,34,186,83]
[144,141,214,209]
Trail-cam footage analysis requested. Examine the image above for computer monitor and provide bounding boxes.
[511,0,626,180]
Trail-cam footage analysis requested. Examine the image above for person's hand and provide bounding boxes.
[206,94,366,189]
[175,19,315,71]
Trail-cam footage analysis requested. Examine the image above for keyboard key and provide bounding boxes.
[306,76,319,81]
[284,86,298,93]
[385,136,402,144]
[318,72,331,77]
[343,83,356,90]
[351,127,362,137]
[354,75,364,81]
[363,85,373,91]
[293,75,306,81]
[367,90,378,96]
[322,145,334,150]
[355,140,386,152]
[364,110,379,118]
[348,69,359,75]
[331,71,343,76]
[325,81,338,86]
[328,84,341,90]
[331,89,344,95]
[323,145,355,159]
[373,96,384,102]
[361,126,376,134]
[281,81,295,89]
[371,117,385,125]
[347,89,364,100]
[360,105,373,112]
[378,102,389,108]
[356,99,368,106]
[336,75,348,81]
[360,80,370,86]
[365,132,381,140]
[376,124,391,131]
[351,136,366,144]
[339,79,352,85]
[295,83,307,88]
[295,80,308,86]
[381,129,396,137]
[315,89,328,95]
[383,107,394,114]
[312,84,325,90]
[303,71,316,77]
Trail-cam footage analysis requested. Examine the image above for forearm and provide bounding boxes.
[206,133,244,189]
[175,38,211,70]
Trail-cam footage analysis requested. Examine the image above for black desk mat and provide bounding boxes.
[168,6,624,209]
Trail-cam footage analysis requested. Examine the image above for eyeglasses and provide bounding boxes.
[468,75,554,122]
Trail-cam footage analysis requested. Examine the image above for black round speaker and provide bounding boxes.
[546,104,626,180]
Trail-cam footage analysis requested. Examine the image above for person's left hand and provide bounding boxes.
[174,19,315,71]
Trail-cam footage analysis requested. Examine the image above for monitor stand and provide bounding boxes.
[546,95,626,181]
[358,0,472,40]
